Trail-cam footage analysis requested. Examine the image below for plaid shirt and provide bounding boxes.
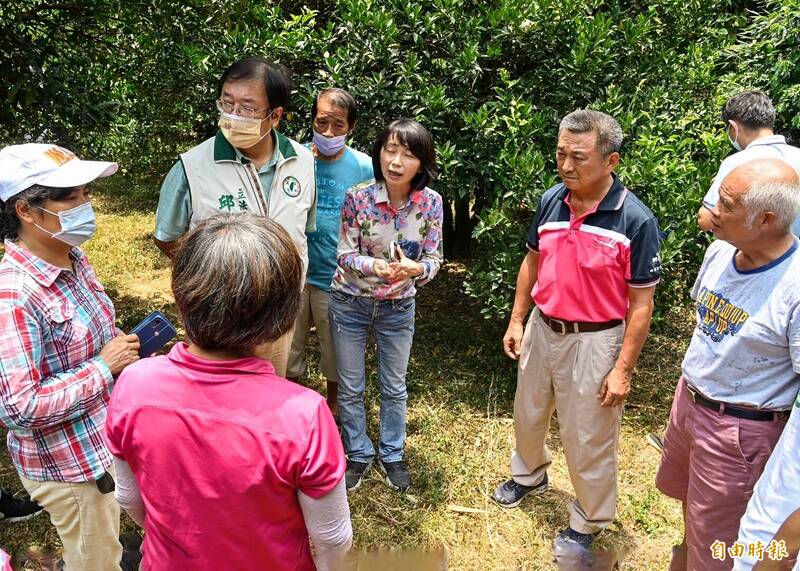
[0,240,116,482]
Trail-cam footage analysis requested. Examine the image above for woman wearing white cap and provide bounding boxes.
[0,144,140,571]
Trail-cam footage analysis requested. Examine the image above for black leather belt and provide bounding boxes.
[685,384,788,422]
[539,311,622,335]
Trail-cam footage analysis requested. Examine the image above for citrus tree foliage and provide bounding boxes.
[2,0,798,318]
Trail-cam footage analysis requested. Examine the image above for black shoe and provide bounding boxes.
[120,532,143,571]
[345,459,372,492]
[378,460,411,492]
[491,474,549,508]
[553,527,598,558]
[0,490,43,522]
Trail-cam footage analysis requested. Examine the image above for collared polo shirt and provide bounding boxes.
[105,342,346,570]
[527,174,662,322]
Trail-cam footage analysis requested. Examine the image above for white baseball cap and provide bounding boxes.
[0,143,118,202]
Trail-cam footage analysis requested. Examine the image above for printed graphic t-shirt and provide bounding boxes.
[682,238,800,409]
[305,146,373,291]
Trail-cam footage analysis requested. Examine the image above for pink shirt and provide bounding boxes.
[105,343,345,571]
[527,177,662,322]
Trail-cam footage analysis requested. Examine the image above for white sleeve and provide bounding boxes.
[735,413,800,569]
[113,457,146,527]
[703,164,727,209]
[298,478,352,570]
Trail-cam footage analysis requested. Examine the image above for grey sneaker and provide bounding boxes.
[491,474,549,508]
[345,459,372,492]
[378,460,411,492]
[553,527,598,560]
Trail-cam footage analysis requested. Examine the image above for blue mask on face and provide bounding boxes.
[36,202,97,247]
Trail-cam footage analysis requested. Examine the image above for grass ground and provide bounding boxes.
[0,183,693,569]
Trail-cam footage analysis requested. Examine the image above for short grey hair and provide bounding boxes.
[722,91,775,131]
[172,213,302,352]
[743,181,800,231]
[559,110,623,157]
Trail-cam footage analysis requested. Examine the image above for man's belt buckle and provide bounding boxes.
[686,384,698,403]
[550,317,569,335]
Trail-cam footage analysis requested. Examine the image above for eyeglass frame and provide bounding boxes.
[215,98,274,121]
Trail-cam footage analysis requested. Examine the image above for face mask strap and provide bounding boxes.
[728,121,742,151]
[33,222,57,239]
[37,205,58,217]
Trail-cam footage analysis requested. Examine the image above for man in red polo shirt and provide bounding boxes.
[492,110,662,556]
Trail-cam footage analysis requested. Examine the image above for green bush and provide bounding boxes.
[2,0,798,320]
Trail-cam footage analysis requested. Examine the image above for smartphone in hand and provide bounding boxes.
[130,311,177,358]
[389,239,421,260]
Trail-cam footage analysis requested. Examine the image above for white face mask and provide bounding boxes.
[728,122,742,151]
[35,202,97,247]
[217,109,274,149]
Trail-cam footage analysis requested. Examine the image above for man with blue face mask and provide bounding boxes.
[698,91,800,235]
[287,89,373,416]
[153,56,316,377]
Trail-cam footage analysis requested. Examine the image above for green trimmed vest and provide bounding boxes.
[180,131,316,271]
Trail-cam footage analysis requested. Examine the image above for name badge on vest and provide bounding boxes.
[218,189,250,212]
[282,176,301,198]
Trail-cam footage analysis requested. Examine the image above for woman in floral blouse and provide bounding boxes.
[329,118,443,493]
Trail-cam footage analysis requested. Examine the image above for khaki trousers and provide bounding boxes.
[511,308,624,535]
[287,284,339,382]
[19,470,121,571]
[253,324,296,377]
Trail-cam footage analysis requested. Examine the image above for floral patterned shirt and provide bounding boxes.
[332,181,444,300]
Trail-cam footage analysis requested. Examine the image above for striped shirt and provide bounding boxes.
[0,240,116,482]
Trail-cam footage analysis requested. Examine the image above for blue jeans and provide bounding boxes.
[329,291,416,463]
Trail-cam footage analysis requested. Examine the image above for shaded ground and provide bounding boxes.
[0,186,693,569]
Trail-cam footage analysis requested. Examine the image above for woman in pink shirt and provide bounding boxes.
[105,214,351,571]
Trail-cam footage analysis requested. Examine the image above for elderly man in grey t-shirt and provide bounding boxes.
[656,158,800,571]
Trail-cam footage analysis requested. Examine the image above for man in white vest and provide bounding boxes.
[153,56,316,376]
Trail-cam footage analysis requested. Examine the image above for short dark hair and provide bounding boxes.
[217,57,292,111]
[559,110,623,157]
[0,184,75,240]
[372,118,438,191]
[312,88,358,126]
[172,213,302,352]
[722,91,776,130]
